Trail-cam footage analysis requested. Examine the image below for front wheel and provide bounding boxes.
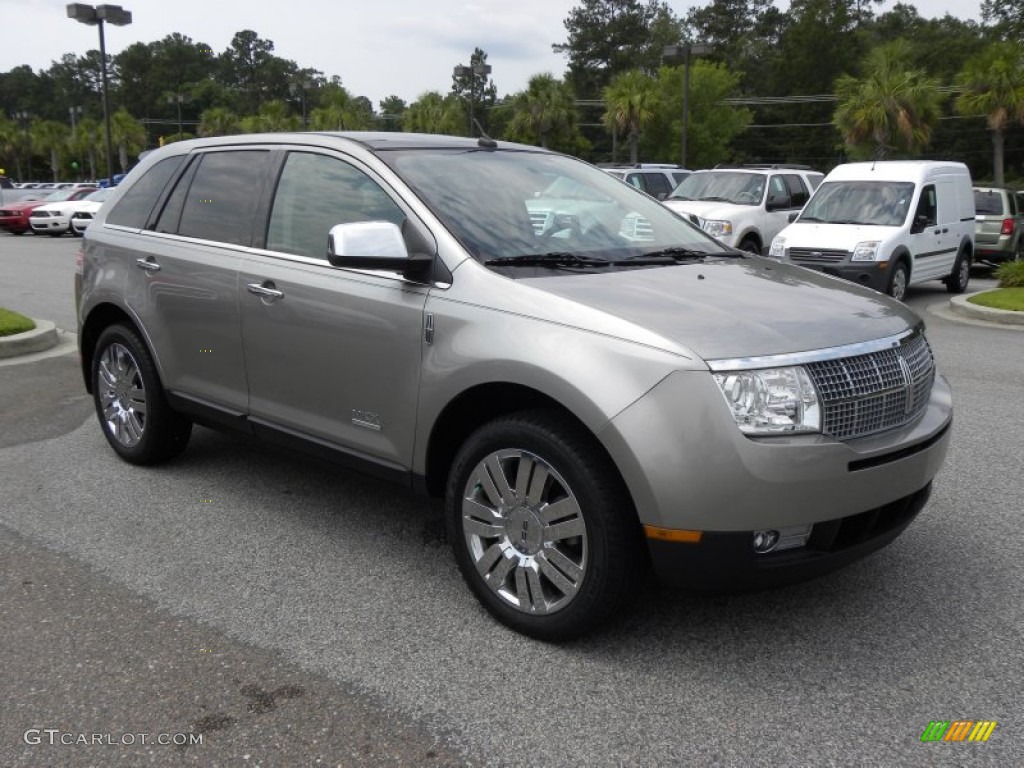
[91,324,192,465]
[738,237,760,255]
[887,260,909,301]
[446,411,645,641]
[946,250,970,294]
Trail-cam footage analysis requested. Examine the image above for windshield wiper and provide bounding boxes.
[698,196,737,203]
[623,247,710,263]
[484,252,611,268]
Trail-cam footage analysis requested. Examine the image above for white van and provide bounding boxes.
[768,161,975,300]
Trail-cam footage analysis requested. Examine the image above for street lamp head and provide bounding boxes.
[453,65,470,78]
[96,4,132,25]
[67,3,99,24]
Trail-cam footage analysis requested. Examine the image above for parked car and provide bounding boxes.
[76,133,953,640]
[69,188,114,236]
[662,164,824,254]
[602,164,690,200]
[28,187,103,236]
[0,175,48,206]
[972,186,1023,264]
[769,161,975,300]
[0,187,96,234]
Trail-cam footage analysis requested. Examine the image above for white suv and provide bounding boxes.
[602,164,690,200]
[662,165,823,254]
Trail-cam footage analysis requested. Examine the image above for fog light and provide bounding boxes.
[752,525,812,554]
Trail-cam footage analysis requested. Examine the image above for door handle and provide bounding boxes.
[135,257,160,272]
[247,282,284,300]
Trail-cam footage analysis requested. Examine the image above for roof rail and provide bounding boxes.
[712,163,815,171]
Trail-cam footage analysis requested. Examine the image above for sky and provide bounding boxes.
[0,0,986,109]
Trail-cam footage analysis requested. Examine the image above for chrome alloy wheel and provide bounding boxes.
[97,342,148,447]
[461,449,588,615]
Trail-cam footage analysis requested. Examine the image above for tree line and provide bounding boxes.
[2,0,1023,184]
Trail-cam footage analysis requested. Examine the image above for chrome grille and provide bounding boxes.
[789,248,848,263]
[805,333,934,439]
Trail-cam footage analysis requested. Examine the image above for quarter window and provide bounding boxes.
[266,152,405,260]
[176,151,272,246]
[105,155,184,229]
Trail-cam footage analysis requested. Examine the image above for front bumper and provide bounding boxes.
[599,369,953,589]
[790,257,891,292]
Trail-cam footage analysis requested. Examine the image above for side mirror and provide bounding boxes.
[326,221,433,279]
[910,214,929,234]
[766,193,792,212]
[788,211,800,223]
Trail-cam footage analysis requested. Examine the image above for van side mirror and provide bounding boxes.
[326,221,433,280]
[788,211,800,223]
[910,215,928,234]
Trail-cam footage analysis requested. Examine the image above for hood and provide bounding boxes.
[520,258,919,361]
[781,221,902,246]
[662,199,751,222]
[3,200,50,213]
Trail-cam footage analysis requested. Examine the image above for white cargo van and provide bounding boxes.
[768,161,975,300]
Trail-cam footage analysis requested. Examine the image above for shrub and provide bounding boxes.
[994,260,1024,287]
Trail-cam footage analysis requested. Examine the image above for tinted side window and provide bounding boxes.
[266,152,405,260]
[105,156,184,228]
[782,174,810,207]
[767,175,790,205]
[177,151,272,246]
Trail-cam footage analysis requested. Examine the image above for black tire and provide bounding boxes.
[738,237,760,255]
[91,323,192,465]
[887,260,909,301]
[446,410,646,641]
[946,249,970,294]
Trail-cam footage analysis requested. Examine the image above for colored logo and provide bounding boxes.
[920,720,997,742]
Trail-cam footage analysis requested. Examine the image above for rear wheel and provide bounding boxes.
[946,250,970,294]
[887,260,909,301]
[446,410,645,641]
[91,324,192,465]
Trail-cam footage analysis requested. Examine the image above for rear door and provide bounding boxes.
[238,149,431,470]
[113,150,263,413]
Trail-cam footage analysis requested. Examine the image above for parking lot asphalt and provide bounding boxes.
[1,234,1022,767]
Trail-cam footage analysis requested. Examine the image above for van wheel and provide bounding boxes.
[887,261,909,301]
[738,237,760,255]
[446,410,645,641]
[946,251,970,294]
[92,324,192,465]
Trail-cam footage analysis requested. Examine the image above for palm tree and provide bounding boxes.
[32,120,71,182]
[954,41,1024,186]
[198,107,241,137]
[110,109,147,174]
[402,92,465,135]
[309,85,374,131]
[507,74,576,150]
[0,118,23,180]
[70,118,102,180]
[603,70,658,164]
[833,41,942,160]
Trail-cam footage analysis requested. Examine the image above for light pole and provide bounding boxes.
[13,111,31,181]
[167,92,187,138]
[69,105,84,138]
[453,61,491,136]
[289,80,312,129]
[67,3,133,183]
[663,43,710,169]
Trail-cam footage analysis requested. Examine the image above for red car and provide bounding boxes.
[0,187,97,235]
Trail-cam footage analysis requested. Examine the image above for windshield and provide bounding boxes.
[84,188,111,202]
[799,180,914,226]
[381,149,727,263]
[667,171,765,206]
[44,188,81,202]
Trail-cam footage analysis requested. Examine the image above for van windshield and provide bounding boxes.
[799,181,914,227]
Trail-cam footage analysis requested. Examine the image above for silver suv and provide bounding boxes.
[76,133,952,640]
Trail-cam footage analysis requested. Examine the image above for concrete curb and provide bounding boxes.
[949,293,1024,326]
[0,318,59,359]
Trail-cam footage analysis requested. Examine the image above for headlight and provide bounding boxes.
[851,241,880,261]
[702,219,732,239]
[768,236,786,260]
[713,366,821,434]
